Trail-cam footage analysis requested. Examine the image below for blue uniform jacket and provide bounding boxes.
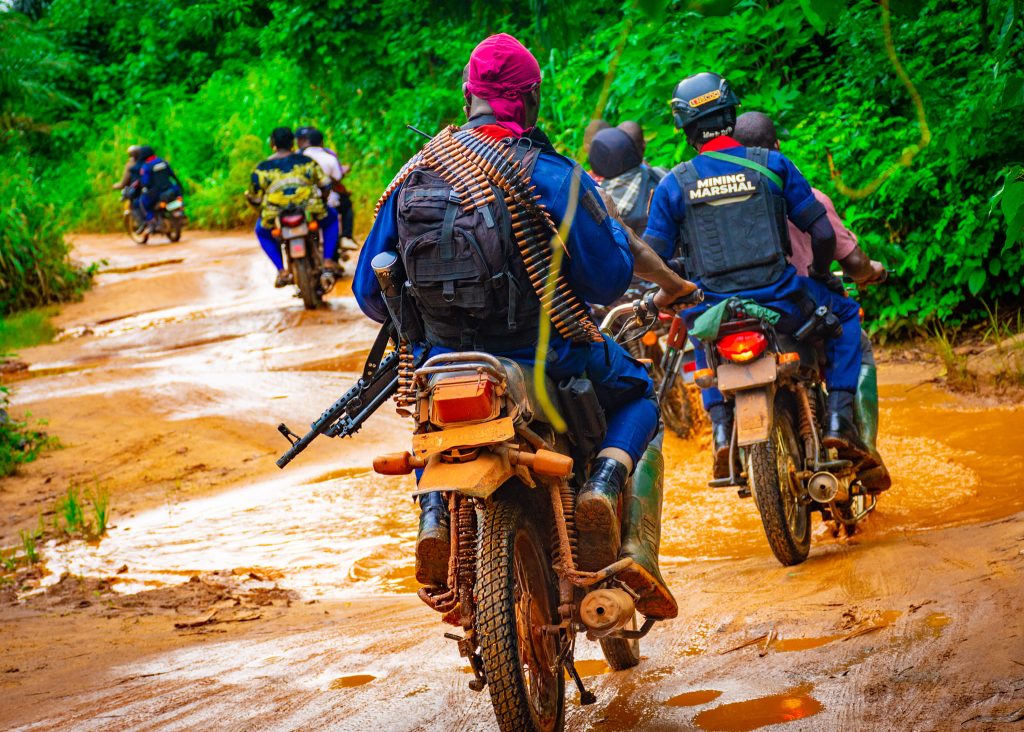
[643,137,824,260]
[353,139,634,364]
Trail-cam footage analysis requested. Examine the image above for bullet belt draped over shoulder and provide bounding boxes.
[375,126,603,346]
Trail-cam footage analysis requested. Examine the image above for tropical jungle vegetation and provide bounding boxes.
[1,0,1022,333]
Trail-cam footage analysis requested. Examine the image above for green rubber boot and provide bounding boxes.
[615,442,678,620]
[855,359,891,493]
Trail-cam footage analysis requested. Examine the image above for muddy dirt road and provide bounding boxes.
[2,232,1023,731]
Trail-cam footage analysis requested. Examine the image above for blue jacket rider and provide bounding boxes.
[354,33,676,619]
[136,146,183,231]
[643,72,877,480]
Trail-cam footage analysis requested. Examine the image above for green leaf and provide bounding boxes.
[989,258,1002,276]
[636,0,667,20]
[968,270,986,296]
[797,0,827,33]
[683,0,735,17]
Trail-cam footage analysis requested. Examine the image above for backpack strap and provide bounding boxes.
[701,149,784,190]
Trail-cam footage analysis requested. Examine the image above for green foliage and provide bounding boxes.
[0,385,52,477]
[0,307,59,352]
[57,484,85,535]
[4,0,1024,333]
[0,157,96,315]
[87,485,110,537]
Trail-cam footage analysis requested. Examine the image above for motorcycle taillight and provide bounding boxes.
[717,331,768,363]
[430,375,500,426]
[281,214,305,227]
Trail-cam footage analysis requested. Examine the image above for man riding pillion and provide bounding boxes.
[353,34,682,619]
[732,111,891,492]
[643,72,882,480]
[137,146,184,233]
[295,126,344,272]
[246,127,330,288]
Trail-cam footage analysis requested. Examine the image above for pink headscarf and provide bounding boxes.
[465,34,541,137]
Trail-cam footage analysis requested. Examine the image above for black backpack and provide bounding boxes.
[395,146,543,351]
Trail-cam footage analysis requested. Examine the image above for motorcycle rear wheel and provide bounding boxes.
[167,220,182,242]
[478,496,564,732]
[599,612,641,670]
[748,410,811,566]
[292,257,322,310]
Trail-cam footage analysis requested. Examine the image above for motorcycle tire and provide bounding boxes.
[748,409,811,566]
[599,612,641,670]
[293,257,322,310]
[167,221,182,242]
[478,495,565,732]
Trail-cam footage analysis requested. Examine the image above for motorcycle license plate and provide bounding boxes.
[166,200,183,211]
[282,224,308,239]
[717,356,777,393]
[288,239,307,258]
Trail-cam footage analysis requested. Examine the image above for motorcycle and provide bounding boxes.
[690,289,878,566]
[273,205,336,310]
[121,187,186,245]
[596,283,705,438]
[363,293,698,732]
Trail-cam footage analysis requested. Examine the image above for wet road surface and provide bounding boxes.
[2,232,1023,731]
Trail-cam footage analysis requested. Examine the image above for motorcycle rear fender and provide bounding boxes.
[412,451,526,500]
[734,386,774,446]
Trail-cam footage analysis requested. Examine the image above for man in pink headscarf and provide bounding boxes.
[354,33,689,620]
[463,33,542,137]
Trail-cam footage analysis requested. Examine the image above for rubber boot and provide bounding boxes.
[823,389,878,467]
[854,361,891,493]
[575,457,627,573]
[708,402,733,480]
[616,441,678,619]
[415,491,450,586]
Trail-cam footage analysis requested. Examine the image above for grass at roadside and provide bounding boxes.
[0,306,59,353]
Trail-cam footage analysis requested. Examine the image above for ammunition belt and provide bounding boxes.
[373,126,602,345]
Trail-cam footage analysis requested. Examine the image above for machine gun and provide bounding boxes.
[276,349,402,469]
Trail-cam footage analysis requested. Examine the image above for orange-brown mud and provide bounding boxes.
[2,233,1023,731]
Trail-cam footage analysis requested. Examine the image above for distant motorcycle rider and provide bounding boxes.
[295,126,343,272]
[733,111,890,492]
[112,145,142,191]
[246,127,329,288]
[354,33,681,619]
[588,122,666,235]
[137,146,184,233]
[643,72,880,478]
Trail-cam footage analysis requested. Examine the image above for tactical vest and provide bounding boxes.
[673,147,791,293]
[146,159,177,193]
[395,142,544,351]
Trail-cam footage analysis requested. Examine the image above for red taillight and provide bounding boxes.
[430,376,499,425]
[683,359,697,373]
[281,214,304,226]
[717,331,768,363]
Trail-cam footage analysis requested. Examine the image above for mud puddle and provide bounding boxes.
[38,465,418,601]
[692,685,823,731]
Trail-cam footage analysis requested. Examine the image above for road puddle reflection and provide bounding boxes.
[665,689,722,707]
[330,674,376,689]
[693,685,823,731]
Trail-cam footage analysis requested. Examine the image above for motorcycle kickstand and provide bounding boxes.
[563,659,597,706]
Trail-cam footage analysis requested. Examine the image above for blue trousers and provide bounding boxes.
[140,187,181,221]
[421,335,659,467]
[256,214,336,270]
[689,267,862,410]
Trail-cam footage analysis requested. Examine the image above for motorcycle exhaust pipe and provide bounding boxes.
[807,471,850,503]
[579,588,636,638]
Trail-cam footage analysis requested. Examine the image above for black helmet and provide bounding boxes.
[669,72,740,130]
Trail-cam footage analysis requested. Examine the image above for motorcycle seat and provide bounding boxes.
[497,358,558,426]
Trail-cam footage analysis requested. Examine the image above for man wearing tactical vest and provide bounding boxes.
[733,111,890,493]
[353,34,685,619]
[643,72,879,480]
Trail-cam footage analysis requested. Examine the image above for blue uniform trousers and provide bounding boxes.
[689,268,862,410]
[422,335,659,467]
[256,215,335,271]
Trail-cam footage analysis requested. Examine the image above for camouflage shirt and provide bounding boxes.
[249,152,327,227]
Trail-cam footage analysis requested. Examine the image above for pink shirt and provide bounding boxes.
[787,188,858,276]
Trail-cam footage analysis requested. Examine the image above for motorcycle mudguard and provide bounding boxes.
[734,387,774,446]
[412,451,516,500]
